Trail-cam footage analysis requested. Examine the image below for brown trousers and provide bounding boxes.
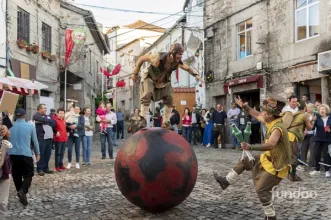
[233,156,282,206]
[140,78,173,106]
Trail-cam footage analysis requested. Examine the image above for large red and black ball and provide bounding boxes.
[115,128,198,212]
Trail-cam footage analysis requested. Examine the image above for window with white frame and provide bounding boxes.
[296,0,319,41]
[237,19,252,59]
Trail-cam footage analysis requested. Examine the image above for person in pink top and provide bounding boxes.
[96,101,107,135]
[182,107,192,144]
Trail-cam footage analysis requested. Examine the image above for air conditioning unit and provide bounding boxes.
[318,50,331,72]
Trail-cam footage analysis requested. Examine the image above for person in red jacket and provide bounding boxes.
[54,109,69,172]
[182,108,192,144]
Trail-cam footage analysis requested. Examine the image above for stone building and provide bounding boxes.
[60,2,110,110]
[204,0,331,110]
[7,0,62,119]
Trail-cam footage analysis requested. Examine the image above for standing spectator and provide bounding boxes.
[238,102,250,133]
[300,103,316,168]
[129,108,145,134]
[170,106,180,133]
[111,109,118,147]
[227,102,240,149]
[250,105,261,144]
[80,107,94,166]
[99,103,117,159]
[116,108,125,139]
[182,108,192,144]
[96,102,107,135]
[302,94,311,105]
[282,95,298,113]
[200,109,207,143]
[33,104,55,176]
[153,107,162,127]
[146,110,153,128]
[0,123,11,217]
[310,104,331,178]
[315,100,321,107]
[213,104,227,149]
[191,106,202,145]
[66,106,81,169]
[9,108,39,206]
[54,109,69,172]
[50,109,57,120]
[202,108,214,147]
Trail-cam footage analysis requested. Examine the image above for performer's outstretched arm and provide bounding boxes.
[241,128,281,151]
[235,96,265,123]
[179,63,204,84]
[132,54,156,82]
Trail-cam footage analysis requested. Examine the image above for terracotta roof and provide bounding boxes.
[173,87,196,93]
[123,20,166,33]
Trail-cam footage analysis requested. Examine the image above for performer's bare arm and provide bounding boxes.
[132,54,159,82]
[305,115,316,131]
[179,63,204,84]
[241,128,281,151]
[235,96,265,123]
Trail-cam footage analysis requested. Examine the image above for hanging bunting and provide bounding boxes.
[112,64,121,76]
[7,85,12,90]
[16,87,21,92]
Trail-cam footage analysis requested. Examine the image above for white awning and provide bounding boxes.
[0,76,48,95]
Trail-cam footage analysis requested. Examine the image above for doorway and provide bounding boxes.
[236,90,260,109]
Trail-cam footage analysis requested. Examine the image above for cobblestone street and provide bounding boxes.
[6,133,331,220]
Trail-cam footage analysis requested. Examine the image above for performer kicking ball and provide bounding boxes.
[213,96,291,220]
[132,43,204,128]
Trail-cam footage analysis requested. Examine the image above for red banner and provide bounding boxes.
[176,69,179,81]
[65,29,74,67]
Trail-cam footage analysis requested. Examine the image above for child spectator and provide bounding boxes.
[96,101,107,134]
[65,107,79,137]
[54,109,69,172]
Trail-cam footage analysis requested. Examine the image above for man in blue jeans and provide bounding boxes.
[33,104,55,176]
[98,103,117,159]
[116,108,125,139]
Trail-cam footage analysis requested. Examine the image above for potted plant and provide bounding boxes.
[26,43,33,52]
[49,55,57,62]
[40,51,51,59]
[16,38,27,48]
[31,43,39,54]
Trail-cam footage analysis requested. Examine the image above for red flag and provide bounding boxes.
[176,69,179,81]
[65,29,74,67]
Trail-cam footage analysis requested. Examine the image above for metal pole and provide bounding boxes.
[64,67,67,110]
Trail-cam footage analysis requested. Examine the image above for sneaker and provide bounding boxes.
[296,165,305,171]
[38,171,45,176]
[73,133,79,137]
[110,156,114,160]
[55,167,62,172]
[309,170,320,176]
[66,163,72,169]
[60,166,67,171]
[206,144,211,148]
[82,163,87,167]
[17,191,28,206]
[86,163,91,166]
[101,156,106,160]
[76,163,80,169]
[326,171,331,178]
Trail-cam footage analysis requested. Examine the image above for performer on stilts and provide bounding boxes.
[213,96,291,220]
[132,43,204,128]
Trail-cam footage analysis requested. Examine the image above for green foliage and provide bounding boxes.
[95,94,108,108]
[16,95,24,109]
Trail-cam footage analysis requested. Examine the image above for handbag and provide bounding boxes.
[201,122,205,129]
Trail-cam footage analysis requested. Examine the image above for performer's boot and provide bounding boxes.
[213,169,239,190]
[289,164,302,182]
[263,203,277,220]
[161,105,173,130]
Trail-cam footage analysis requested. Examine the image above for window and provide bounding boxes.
[295,0,319,41]
[237,19,252,59]
[17,7,30,42]
[42,23,52,53]
[196,0,204,6]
